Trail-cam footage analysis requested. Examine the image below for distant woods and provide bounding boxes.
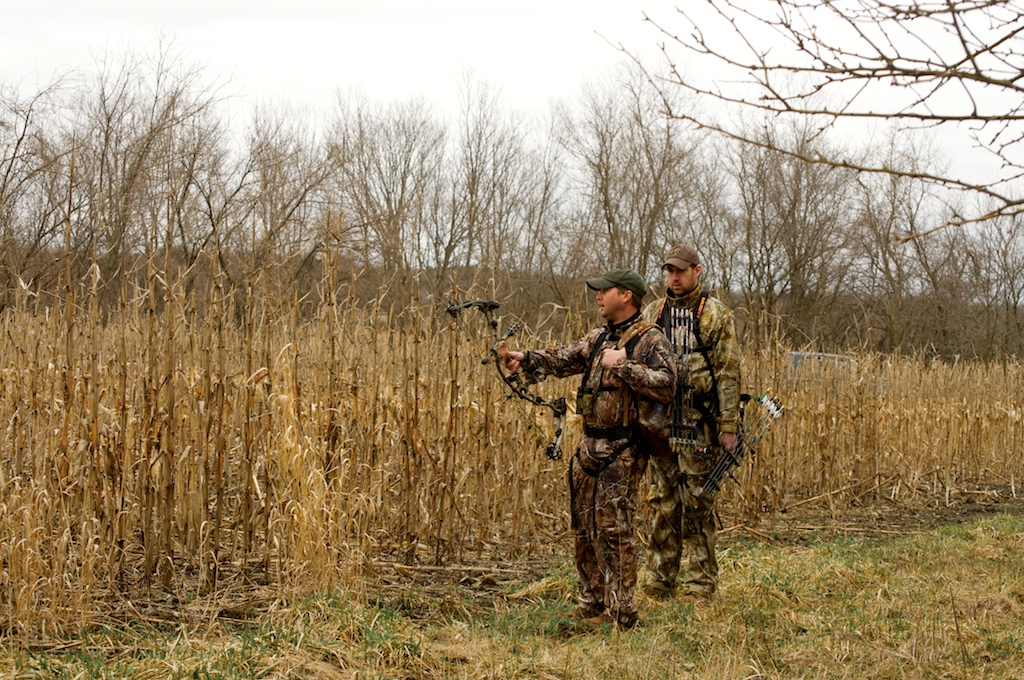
[3,51,1023,359]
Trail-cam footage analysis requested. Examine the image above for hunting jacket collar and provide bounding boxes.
[605,309,643,341]
[665,280,704,311]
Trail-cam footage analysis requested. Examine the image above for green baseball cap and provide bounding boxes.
[586,268,648,301]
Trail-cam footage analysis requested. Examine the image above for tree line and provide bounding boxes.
[2,46,1023,358]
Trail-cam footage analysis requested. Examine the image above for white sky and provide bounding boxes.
[1,1,1007,186]
[2,0,682,116]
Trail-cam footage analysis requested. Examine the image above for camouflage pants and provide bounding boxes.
[646,449,718,596]
[570,439,648,624]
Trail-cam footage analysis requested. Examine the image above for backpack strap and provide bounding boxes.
[577,320,659,428]
[691,292,721,425]
[615,321,657,426]
[577,330,608,396]
[578,321,653,471]
[578,320,656,392]
[617,320,657,353]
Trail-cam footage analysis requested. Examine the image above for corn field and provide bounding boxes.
[738,351,1023,514]
[0,275,1021,641]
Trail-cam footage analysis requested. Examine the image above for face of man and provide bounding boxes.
[595,286,635,323]
[665,262,702,296]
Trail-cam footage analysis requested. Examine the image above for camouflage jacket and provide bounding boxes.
[521,312,677,432]
[643,282,742,434]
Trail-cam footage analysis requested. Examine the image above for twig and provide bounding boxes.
[742,526,783,545]
[851,474,898,503]
[792,525,908,536]
[374,562,527,575]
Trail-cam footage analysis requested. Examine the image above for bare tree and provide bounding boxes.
[851,132,937,351]
[507,123,566,279]
[451,78,567,279]
[558,65,697,277]
[975,212,1024,356]
[905,220,986,356]
[420,77,533,282]
[244,104,338,295]
[679,146,737,295]
[68,45,222,300]
[0,79,68,298]
[189,121,260,292]
[334,96,444,274]
[728,117,858,344]
[641,0,1024,232]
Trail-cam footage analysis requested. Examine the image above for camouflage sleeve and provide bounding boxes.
[608,327,677,404]
[706,301,742,433]
[520,328,603,379]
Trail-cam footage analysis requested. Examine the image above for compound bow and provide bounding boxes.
[445,299,567,460]
[696,390,784,499]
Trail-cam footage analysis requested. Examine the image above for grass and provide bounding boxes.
[3,510,1022,679]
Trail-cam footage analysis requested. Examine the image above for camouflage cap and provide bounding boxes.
[586,268,648,301]
[664,243,700,270]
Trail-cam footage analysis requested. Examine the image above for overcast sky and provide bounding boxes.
[2,1,1008,186]
[3,0,682,115]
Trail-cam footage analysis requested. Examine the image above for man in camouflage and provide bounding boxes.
[503,268,676,629]
[642,244,741,602]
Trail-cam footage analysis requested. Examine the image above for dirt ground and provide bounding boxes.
[727,482,1024,545]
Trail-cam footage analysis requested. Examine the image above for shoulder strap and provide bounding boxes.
[656,299,670,331]
[616,321,659,427]
[578,330,609,394]
[692,291,720,416]
[654,298,667,327]
[692,292,710,347]
[617,320,657,353]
